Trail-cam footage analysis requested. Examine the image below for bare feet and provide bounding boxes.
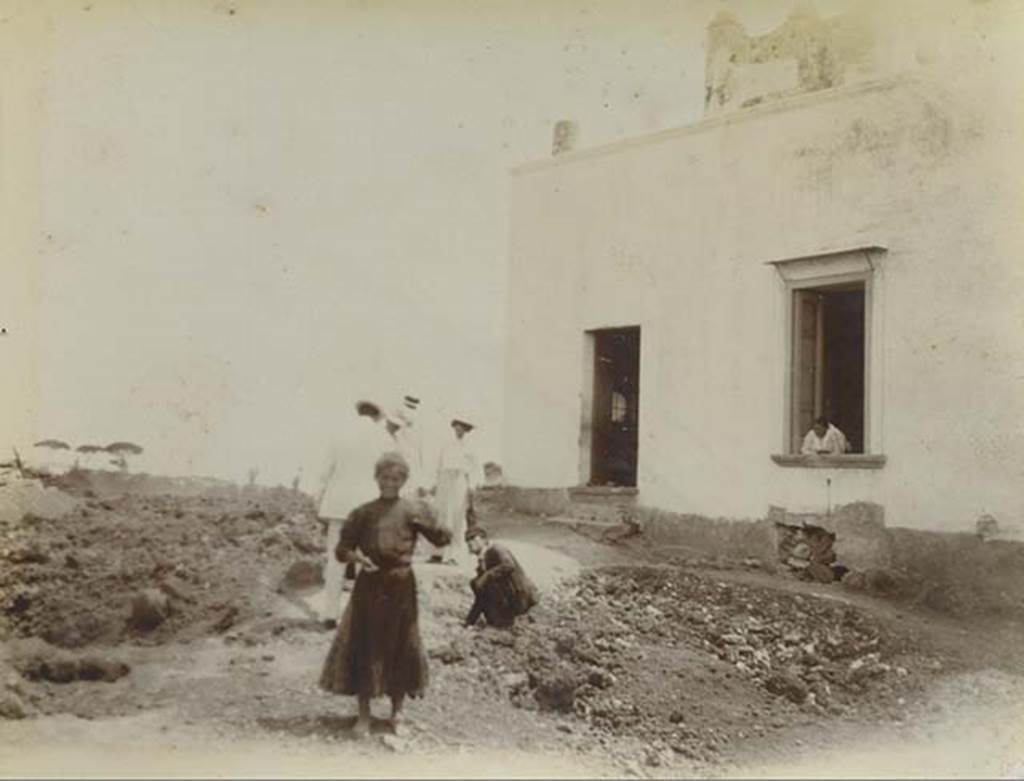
[391,716,410,738]
[352,716,371,738]
[389,693,406,736]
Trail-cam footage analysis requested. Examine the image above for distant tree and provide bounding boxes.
[34,439,70,450]
[33,439,72,474]
[105,442,144,472]
[75,445,104,469]
[247,467,259,487]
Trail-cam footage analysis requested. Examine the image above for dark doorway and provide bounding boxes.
[590,327,640,487]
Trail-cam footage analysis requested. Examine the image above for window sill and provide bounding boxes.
[770,454,887,470]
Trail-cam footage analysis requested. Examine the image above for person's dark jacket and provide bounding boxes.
[465,543,538,628]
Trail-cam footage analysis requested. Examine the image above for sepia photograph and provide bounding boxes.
[1,0,1023,777]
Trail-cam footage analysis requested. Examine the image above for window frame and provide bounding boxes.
[767,246,886,467]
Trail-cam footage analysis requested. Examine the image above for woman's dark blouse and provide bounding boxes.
[335,497,451,569]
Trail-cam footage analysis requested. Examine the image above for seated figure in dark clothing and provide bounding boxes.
[463,526,538,628]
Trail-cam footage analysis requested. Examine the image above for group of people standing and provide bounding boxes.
[316,395,478,623]
[313,394,536,737]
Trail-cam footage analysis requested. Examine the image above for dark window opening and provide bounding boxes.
[791,283,865,454]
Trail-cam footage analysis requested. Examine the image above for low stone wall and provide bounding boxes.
[888,528,1024,618]
[489,486,573,517]
[493,485,1024,619]
[634,506,779,567]
[493,486,639,520]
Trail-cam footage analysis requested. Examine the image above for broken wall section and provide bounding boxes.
[704,3,876,115]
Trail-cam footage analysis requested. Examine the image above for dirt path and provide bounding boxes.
[4,505,1024,778]
[717,669,1024,778]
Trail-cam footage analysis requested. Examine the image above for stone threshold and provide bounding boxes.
[569,486,640,497]
[540,515,622,528]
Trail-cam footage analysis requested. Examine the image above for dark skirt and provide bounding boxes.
[319,566,429,699]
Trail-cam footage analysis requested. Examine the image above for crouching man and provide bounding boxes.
[464,527,538,628]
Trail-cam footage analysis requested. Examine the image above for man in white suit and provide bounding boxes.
[315,399,397,626]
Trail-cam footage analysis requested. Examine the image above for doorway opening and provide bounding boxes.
[585,326,640,487]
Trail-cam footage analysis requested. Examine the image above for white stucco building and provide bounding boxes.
[503,1,1024,534]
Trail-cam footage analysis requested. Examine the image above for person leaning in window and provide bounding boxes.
[801,415,850,456]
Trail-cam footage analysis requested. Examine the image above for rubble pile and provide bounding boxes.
[430,563,932,764]
[0,489,322,648]
[775,523,847,582]
[0,476,80,524]
[6,638,131,684]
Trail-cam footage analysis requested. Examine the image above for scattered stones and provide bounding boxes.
[158,577,195,605]
[429,641,467,665]
[533,663,580,713]
[212,606,240,634]
[278,560,323,594]
[0,486,320,649]
[864,568,907,597]
[128,588,169,631]
[586,666,616,689]
[7,640,129,686]
[0,690,28,719]
[40,656,79,684]
[286,529,322,555]
[765,672,808,704]
[42,614,107,649]
[841,569,867,591]
[76,655,130,682]
[644,746,664,767]
[8,545,50,565]
[501,672,530,692]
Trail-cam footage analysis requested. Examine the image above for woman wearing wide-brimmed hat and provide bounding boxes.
[429,416,480,565]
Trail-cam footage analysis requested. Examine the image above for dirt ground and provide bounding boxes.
[1,475,1023,778]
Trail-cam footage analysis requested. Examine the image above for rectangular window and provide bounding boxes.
[790,282,866,454]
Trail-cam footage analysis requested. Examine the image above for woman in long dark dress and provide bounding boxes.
[319,451,451,737]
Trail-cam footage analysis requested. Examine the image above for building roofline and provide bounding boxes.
[510,73,918,177]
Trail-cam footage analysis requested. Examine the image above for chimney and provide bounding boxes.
[551,120,579,156]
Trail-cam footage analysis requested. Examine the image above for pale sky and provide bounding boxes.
[1,0,848,486]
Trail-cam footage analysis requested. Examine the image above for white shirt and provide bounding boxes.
[317,418,396,519]
[437,435,481,490]
[801,424,850,456]
[393,422,426,494]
